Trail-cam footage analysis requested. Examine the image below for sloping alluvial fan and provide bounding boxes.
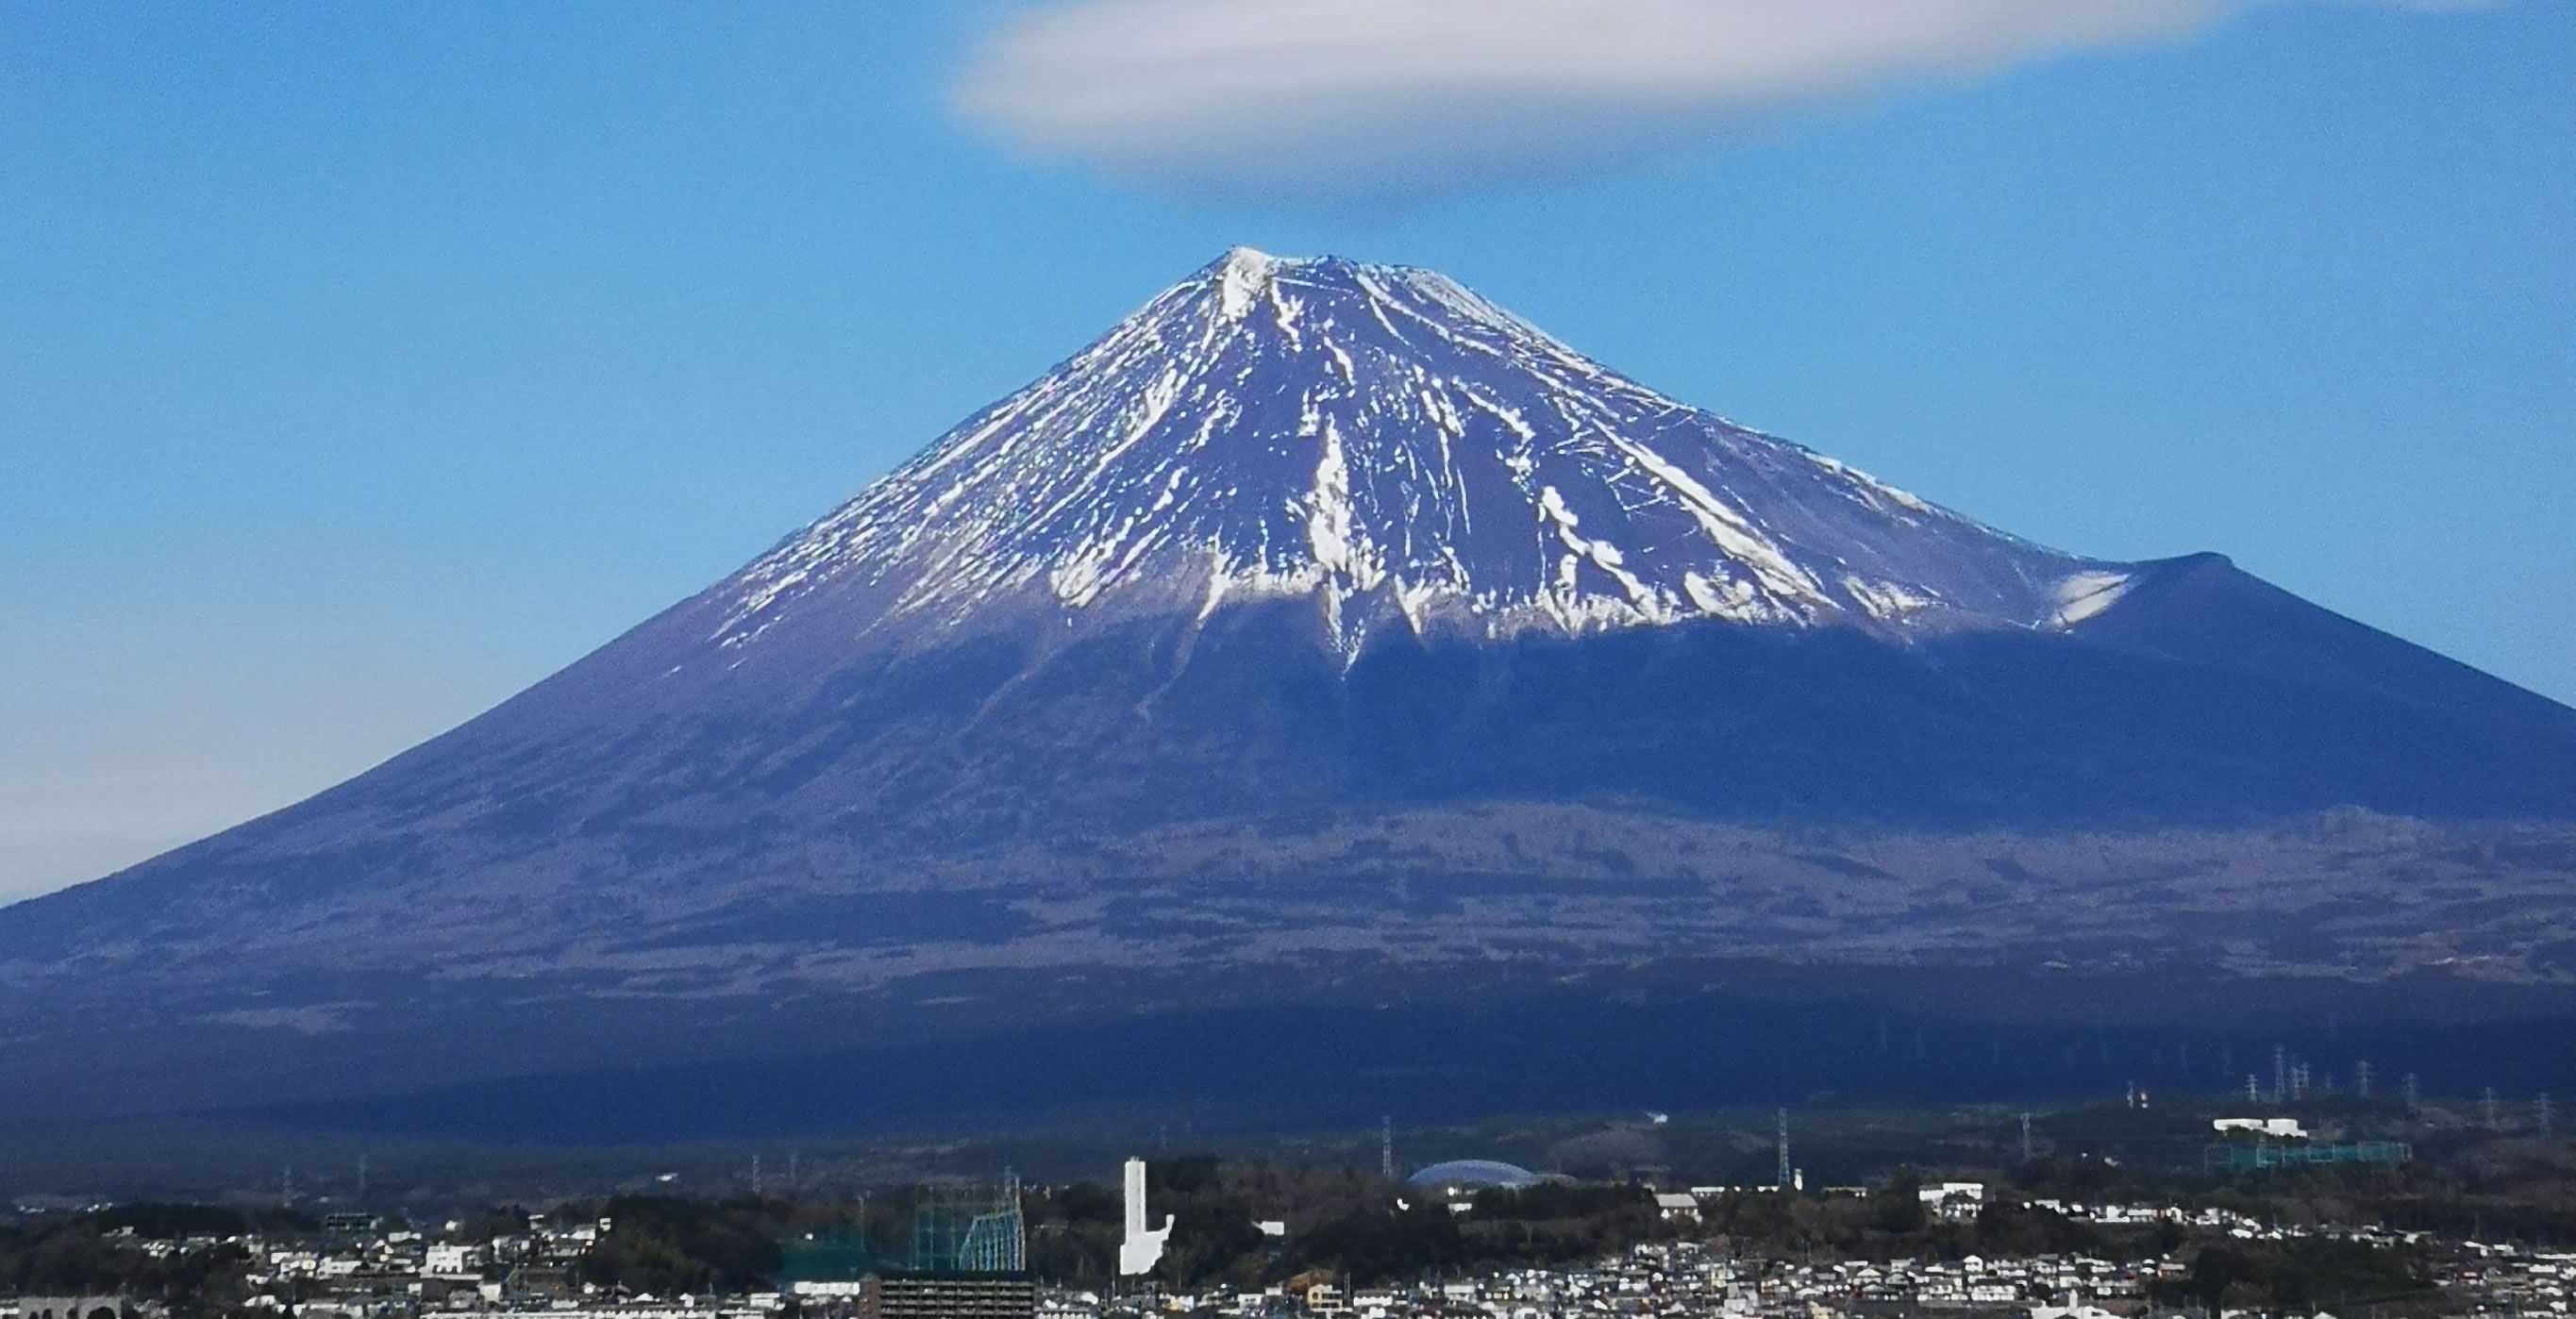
[5,244,2576,1041]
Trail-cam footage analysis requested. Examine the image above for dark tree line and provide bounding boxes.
[0,1204,295,1319]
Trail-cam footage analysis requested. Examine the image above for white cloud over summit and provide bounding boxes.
[953,0,2498,197]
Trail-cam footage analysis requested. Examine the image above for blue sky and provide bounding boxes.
[3,1,2569,900]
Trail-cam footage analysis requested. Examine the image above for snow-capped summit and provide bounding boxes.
[711,249,2128,659]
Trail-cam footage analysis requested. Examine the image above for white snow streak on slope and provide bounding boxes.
[1536,485,1668,626]
[1595,427,1823,612]
[1844,576,1935,621]
[2053,571,2134,627]
[1805,451,1942,518]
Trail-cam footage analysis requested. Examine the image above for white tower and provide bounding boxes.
[1117,1157,1173,1277]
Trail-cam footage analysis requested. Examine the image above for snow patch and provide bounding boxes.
[1843,576,1934,621]
[1215,246,1277,323]
[2052,571,2134,627]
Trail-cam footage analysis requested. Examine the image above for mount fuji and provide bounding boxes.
[6,250,2575,1139]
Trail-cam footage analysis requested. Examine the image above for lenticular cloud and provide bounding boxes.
[951,0,2496,197]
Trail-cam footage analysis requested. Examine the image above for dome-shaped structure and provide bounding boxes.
[1404,1159,1542,1191]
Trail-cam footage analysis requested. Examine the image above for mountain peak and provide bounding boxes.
[1209,245,1282,319]
[708,253,2128,660]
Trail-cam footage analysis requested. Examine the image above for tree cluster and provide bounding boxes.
[562,1196,797,1295]
[2166,1239,2434,1314]
[1018,1159,1679,1289]
[0,1205,279,1319]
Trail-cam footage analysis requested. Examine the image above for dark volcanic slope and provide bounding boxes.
[2,250,2572,1127]
[43,551,2576,934]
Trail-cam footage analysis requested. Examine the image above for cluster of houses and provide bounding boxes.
[4,1190,2567,1319]
[0,1211,773,1319]
[1062,1240,2162,1319]
[2443,1244,2576,1314]
[239,1212,640,1313]
[1048,1197,2527,1319]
